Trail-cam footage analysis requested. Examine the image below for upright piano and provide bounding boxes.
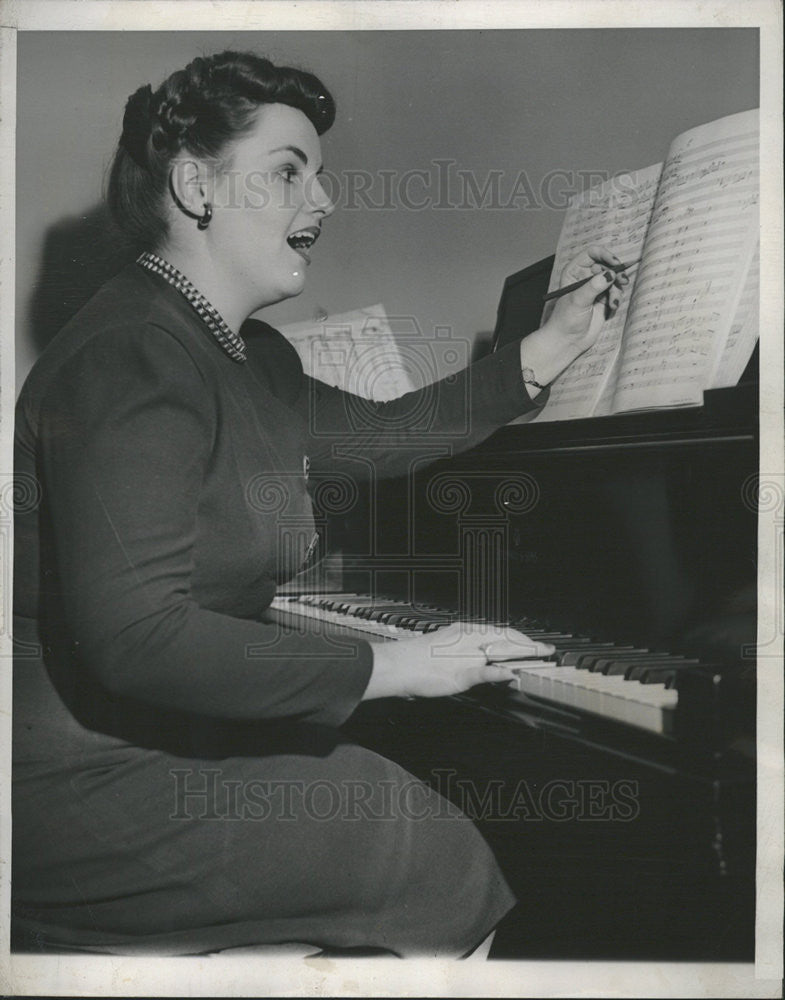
[271,256,759,961]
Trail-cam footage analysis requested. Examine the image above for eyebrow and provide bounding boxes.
[270,145,323,174]
[271,144,307,163]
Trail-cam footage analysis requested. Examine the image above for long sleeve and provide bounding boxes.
[243,319,547,480]
[36,323,372,727]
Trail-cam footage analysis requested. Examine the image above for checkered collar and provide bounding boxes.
[136,251,247,363]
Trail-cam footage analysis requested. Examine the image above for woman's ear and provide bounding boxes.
[169,158,212,220]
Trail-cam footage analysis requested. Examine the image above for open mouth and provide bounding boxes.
[286,226,320,263]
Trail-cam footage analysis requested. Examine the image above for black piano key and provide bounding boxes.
[640,668,678,686]
[596,654,677,676]
[336,599,373,614]
[367,606,417,622]
[623,656,698,678]
[355,602,403,618]
[619,658,681,679]
[378,611,416,625]
[558,643,623,666]
[638,661,700,684]
[381,612,419,625]
[373,603,423,620]
[590,651,668,673]
[365,602,396,616]
[578,648,645,670]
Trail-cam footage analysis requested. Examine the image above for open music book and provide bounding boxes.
[532,108,759,423]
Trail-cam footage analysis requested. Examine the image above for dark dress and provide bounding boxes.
[12,263,544,956]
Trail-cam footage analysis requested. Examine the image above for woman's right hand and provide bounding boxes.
[543,244,628,352]
[517,244,628,393]
[362,622,555,700]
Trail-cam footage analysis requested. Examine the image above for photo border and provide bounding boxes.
[1,3,781,997]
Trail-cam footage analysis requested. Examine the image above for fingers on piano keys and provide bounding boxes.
[270,594,698,736]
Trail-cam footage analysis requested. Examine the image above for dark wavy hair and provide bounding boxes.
[107,51,335,249]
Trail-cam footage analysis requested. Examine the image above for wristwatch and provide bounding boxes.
[521,366,547,390]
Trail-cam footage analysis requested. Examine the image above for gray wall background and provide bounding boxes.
[15,29,758,387]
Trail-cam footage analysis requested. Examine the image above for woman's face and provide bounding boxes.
[210,102,334,310]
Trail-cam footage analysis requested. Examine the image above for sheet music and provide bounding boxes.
[711,242,759,388]
[278,304,417,401]
[532,164,663,422]
[610,109,759,413]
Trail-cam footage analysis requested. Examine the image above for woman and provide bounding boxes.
[13,51,624,956]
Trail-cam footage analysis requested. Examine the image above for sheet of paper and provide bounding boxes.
[610,108,759,413]
[532,163,663,422]
[710,242,759,388]
[277,304,417,401]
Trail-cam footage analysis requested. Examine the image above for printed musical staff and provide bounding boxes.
[278,304,418,401]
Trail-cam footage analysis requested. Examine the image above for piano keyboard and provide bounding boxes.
[268,594,680,736]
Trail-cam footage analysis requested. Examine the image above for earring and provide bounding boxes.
[197,203,212,230]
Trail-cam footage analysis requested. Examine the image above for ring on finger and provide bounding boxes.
[481,641,496,663]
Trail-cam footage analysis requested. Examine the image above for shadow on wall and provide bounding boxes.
[27,203,139,357]
[26,207,499,366]
[470,330,495,364]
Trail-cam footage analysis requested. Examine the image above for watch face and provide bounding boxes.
[521,366,545,389]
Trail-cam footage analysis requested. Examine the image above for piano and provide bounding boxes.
[269,256,758,961]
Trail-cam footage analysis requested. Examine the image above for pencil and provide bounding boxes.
[542,259,641,302]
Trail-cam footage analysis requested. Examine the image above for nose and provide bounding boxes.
[308,175,335,219]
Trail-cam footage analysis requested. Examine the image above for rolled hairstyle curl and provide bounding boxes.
[108,51,335,249]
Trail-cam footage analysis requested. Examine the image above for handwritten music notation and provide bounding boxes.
[534,162,663,422]
[529,109,759,424]
[611,110,759,413]
[711,242,759,388]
